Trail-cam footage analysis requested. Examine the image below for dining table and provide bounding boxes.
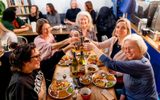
[46,51,117,100]
[14,25,70,42]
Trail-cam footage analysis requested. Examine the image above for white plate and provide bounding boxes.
[86,64,99,74]
[52,26,60,30]
[48,80,74,99]
[92,71,117,88]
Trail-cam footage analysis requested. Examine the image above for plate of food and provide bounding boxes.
[79,74,92,85]
[52,25,60,30]
[92,70,116,88]
[52,25,67,30]
[87,55,103,66]
[58,55,72,66]
[86,64,99,74]
[48,80,74,99]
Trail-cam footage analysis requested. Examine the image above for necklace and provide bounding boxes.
[117,44,121,48]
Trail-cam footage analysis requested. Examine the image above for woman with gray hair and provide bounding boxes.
[84,34,158,100]
[71,11,97,41]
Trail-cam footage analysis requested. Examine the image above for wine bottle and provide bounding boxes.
[71,52,78,77]
[79,51,86,66]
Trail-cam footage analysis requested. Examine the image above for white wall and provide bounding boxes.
[2,0,8,7]
[31,0,113,14]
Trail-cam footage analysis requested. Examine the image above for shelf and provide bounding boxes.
[16,14,30,16]
[7,0,31,16]
[9,5,30,7]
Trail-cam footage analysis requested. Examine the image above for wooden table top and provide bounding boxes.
[15,28,70,36]
[47,64,117,100]
[52,29,70,35]
[15,30,38,36]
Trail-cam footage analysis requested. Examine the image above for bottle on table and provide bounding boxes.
[79,51,86,66]
[71,51,78,77]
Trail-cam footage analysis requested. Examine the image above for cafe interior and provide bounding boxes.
[0,0,160,100]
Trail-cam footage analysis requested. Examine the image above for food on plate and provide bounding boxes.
[106,81,114,87]
[50,90,58,97]
[94,79,106,87]
[106,74,116,81]
[88,55,97,64]
[87,55,103,66]
[92,71,116,88]
[48,80,73,99]
[88,66,96,71]
[79,74,92,85]
[87,64,99,74]
[51,80,70,91]
[59,90,69,98]
[58,55,71,66]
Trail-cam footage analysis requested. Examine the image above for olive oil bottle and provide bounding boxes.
[71,52,78,77]
[79,51,86,66]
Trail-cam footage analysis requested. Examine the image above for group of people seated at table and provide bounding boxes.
[0,0,159,100]
[1,0,96,32]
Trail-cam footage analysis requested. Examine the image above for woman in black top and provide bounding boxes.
[65,0,81,25]
[0,48,12,100]
[6,43,75,100]
[29,5,45,22]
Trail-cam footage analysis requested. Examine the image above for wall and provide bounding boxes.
[2,0,7,7]
[31,0,113,14]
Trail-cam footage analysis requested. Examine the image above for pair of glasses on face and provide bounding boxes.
[31,54,41,59]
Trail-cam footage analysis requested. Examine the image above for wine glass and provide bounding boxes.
[64,19,68,24]
[72,88,78,100]
[62,74,67,80]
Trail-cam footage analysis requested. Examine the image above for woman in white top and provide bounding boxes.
[0,22,18,50]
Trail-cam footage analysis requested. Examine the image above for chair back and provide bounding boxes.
[17,36,28,45]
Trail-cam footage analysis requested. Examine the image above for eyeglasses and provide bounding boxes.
[31,54,41,59]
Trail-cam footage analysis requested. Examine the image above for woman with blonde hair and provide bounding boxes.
[0,22,17,50]
[85,18,131,99]
[92,18,131,60]
[71,11,97,41]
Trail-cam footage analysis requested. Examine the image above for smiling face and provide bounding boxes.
[29,48,41,70]
[31,6,37,14]
[41,23,51,35]
[123,40,142,60]
[71,0,77,9]
[23,48,41,73]
[78,15,89,29]
[114,21,128,40]
[46,5,51,13]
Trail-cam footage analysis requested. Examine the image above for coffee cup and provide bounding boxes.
[79,87,91,100]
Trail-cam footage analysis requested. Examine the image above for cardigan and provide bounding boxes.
[100,54,158,100]
[98,36,127,61]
